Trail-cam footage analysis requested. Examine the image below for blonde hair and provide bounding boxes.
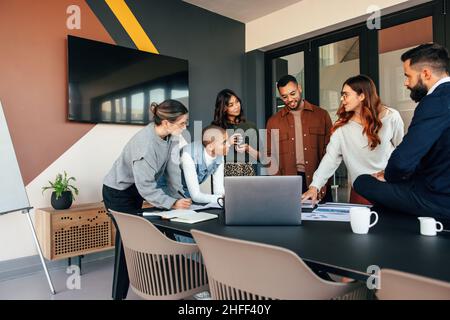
[201,125,226,147]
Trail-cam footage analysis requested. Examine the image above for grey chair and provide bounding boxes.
[191,229,367,300]
[110,210,208,299]
[376,269,450,300]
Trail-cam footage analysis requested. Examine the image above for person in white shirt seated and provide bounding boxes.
[181,124,230,203]
[302,74,405,204]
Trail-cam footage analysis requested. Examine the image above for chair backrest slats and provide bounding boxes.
[110,211,208,300]
[191,229,359,300]
[149,254,158,295]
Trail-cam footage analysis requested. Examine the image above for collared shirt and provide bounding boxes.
[427,76,450,95]
[265,100,332,189]
[181,142,224,204]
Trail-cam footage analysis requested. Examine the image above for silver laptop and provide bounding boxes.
[224,176,302,226]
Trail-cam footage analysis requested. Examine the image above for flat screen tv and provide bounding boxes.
[67,35,189,125]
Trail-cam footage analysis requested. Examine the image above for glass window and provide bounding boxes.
[171,88,189,111]
[131,92,144,122]
[378,17,433,132]
[149,88,165,105]
[171,89,188,100]
[101,101,112,122]
[115,97,127,122]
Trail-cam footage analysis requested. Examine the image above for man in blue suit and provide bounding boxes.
[354,43,450,219]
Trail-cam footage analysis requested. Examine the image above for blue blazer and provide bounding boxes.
[385,81,450,194]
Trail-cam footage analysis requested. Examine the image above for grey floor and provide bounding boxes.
[0,257,142,300]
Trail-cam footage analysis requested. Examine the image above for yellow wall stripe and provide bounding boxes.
[105,0,159,54]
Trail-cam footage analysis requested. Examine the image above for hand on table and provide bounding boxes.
[172,198,192,209]
[301,186,319,205]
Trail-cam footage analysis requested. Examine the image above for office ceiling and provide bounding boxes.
[183,0,304,23]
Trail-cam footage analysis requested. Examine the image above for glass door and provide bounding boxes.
[317,35,361,202]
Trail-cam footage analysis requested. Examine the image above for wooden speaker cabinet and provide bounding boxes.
[35,202,115,260]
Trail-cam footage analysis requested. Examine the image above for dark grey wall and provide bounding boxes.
[244,50,266,128]
[87,0,246,132]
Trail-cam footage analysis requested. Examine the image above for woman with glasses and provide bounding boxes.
[302,75,404,204]
[212,88,260,176]
[102,99,191,300]
[103,99,191,213]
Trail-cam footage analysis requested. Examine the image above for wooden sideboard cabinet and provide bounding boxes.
[35,202,115,261]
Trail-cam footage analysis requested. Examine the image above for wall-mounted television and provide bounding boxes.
[67,35,189,125]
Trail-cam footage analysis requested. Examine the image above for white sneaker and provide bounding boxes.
[193,291,211,300]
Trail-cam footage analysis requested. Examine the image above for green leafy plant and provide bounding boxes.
[42,171,79,200]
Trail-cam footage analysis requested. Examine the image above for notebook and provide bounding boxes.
[143,209,218,224]
[170,211,218,224]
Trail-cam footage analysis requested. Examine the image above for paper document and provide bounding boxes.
[143,209,198,219]
[323,202,372,208]
[171,211,218,224]
[314,205,350,213]
[301,199,316,209]
[302,211,350,222]
[302,204,351,222]
[142,209,218,224]
[189,202,222,211]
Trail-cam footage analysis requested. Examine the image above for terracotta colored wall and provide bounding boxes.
[0,0,114,185]
[379,16,433,54]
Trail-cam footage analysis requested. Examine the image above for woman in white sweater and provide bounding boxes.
[302,75,404,204]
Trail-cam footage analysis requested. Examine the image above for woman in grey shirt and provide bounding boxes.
[103,99,192,213]
[102,99,191,299]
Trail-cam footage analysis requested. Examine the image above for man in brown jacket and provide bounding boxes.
[266,75,332,201]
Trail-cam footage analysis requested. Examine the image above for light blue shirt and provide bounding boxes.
[427,76,450,95]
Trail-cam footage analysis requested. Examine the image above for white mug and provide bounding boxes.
[418,217,444,236]
[349,207,379,234]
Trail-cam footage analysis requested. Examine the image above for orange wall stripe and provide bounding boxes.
[105,0,159,54]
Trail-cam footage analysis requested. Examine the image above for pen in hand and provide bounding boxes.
[173,190,192,209]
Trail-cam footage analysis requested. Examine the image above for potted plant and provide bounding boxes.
[42,171,79,210]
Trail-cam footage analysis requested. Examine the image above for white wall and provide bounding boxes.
[245,0,431,52]
[0,124,141,262]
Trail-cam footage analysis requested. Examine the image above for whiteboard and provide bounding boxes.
[0,100,31,214]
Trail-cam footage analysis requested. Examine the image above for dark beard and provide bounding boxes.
[289,99,303,111]
[409,78,428,102]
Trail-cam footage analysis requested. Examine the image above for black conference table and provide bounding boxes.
[149,207,450,283]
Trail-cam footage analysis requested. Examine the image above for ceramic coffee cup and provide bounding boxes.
[217,196,225,209]
[349,207,379,234]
